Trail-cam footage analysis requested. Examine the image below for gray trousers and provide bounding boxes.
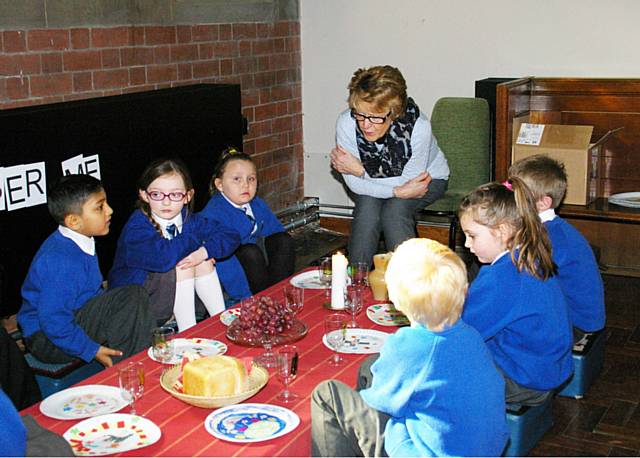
[26,285,154,365]
[348,179,448,265]
[311,355,390,457]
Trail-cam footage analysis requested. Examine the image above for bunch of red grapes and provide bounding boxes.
[237,296,294,341]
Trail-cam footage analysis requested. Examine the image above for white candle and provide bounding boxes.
[331,252,348,310]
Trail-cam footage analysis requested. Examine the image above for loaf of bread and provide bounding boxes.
[183,355,249,397]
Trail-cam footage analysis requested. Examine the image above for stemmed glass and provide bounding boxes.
[324,313,347,366]
[276,345,299,403]
[344,285,363,328]
[319,257,332,299]
[255,328,277,369]
[283,285,304,317]
[118,361,145,416]
[349,262,370,289]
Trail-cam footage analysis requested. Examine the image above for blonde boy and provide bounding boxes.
[311,239,507,457]
[509,155,605,340]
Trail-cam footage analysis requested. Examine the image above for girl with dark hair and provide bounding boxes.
[199,148,295,301]
[108,158,240,331]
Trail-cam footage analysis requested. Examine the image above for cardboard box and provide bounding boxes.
[512,122,617,205]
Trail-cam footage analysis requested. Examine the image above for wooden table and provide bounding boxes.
[22,269,391,456]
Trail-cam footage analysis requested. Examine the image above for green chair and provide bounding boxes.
[422,97,491,248]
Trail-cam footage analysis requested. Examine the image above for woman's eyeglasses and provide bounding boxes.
[350,110,391,125]
[146,190,186,202]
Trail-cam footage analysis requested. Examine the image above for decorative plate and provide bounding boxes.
[323,328,390,354]
[147,338,227,365]
[220,308,241,326]
[40,385,128,420]
[608,192,640,208]
[204,403,300,443]
[63,413,161,456]
[289,270,328,289]
[366,303,410,327]
[226,318,308,347]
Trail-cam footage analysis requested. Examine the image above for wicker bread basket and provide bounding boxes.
[160,362,269,408]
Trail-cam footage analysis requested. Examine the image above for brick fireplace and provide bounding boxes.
[0,1,302,210]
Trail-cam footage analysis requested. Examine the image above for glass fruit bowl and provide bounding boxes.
[226,319,308,347]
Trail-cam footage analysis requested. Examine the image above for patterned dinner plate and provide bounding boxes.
[366,303,410,327]
[40,385,128,420]
[219,308,241,326]
[147,338,227,365]
[289,270,328,289]
[204,403,299,443]
[322,328,390,354]
[63,413,161,456]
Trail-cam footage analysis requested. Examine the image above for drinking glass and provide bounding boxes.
[283,285,304,316]
[344,285,363,328]
[349,262,370,288]
[118,361,145,415]
[276,345,299,403]
[151,326,175,363]
[255,330,277,368]
[319,257,332,299]
[324,314,347,366]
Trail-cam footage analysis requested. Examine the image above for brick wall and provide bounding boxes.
[0,21,302,209]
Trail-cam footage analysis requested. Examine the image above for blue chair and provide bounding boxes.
[504,397,554,457]
[24,353,103,398]
[558,330,605,399]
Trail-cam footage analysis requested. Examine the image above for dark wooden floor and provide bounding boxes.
[292,223,640,457]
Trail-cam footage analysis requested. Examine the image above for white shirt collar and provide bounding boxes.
[58,226,96,256]
[221,192,254,218]
[152,212,183,239]
[539,208,556,223]
[491,250,510,265]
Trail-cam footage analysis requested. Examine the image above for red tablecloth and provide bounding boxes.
[22,269,392,456]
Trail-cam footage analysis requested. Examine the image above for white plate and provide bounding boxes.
[40,385,128,420]
[366,303,410,327]
[204,403,300,443]
[323,328,389,354]
[219,308,241,326]
[289,270,328,289]
[609,192,640,208]
[63,413,161,456]
[147,338,227,364]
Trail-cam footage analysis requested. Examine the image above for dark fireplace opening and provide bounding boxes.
[0,84,245,316]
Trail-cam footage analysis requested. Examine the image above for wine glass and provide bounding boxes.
[118,361,145,416]
[283,285,304,317]
[324,313,347,366]
[255,329,277,368]
[319,257,332,299]
[276,345,299,403]
[344,285,363,328]
[349,262,370,289]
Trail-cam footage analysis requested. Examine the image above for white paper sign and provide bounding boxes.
[2,162,47,211]
[61,154,101,179]
[516,123,545,146]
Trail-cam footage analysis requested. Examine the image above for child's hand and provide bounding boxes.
[95,345,122,367]
[177,246,210,269]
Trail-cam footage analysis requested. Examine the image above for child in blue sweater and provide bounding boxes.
[18,175,154,367]
[459,178,574,406]
[311,238,508,457]
[109,159,240,331]
[199,148,295,301]
[509,154,605,341]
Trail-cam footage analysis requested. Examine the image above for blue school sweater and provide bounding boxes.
[360,322,508,457]
[462,254,574,391]
[108,209,240,288]
[0,389,26,457]
[199,193,285,300]
[18,230,102,362]
[545,216,605,332]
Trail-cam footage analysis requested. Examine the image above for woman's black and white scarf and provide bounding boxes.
[356,97,420,178]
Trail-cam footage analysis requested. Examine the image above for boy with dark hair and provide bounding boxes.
[509,154,605,340]
[18,174,154,367]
